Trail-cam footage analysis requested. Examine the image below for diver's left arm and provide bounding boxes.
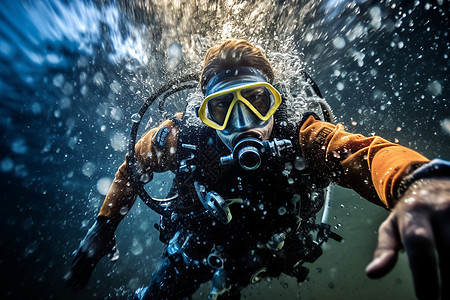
[299,115,450,300]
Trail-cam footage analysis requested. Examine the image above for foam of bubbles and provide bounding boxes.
[28,0,148,64]
[182,91,205,129]
[96,177,112,195]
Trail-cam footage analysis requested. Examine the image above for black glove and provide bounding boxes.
[65,216,119,291]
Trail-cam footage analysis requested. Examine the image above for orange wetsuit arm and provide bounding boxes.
[299,115,429,208]
[98,115,181,221]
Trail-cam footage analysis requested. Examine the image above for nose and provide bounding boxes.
[230,102,254,131]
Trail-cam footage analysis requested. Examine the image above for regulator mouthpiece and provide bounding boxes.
[220,137,292,170]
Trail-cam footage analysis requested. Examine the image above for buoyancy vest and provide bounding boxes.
[131,75,338,284]
[159,97,331,256]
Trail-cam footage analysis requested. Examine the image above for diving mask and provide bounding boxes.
[199,68,282,131]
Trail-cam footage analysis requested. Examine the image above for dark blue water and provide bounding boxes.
[0,0,448,299]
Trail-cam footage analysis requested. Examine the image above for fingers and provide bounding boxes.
[437,237,450,300]
[434,209,450,300]
[65,220,118,292]
[71,248,82,265]
[366,215,401,278]
[70,249,90,275]
[401,212,439,300]
[71,261,95,291]
[65,249,95,291]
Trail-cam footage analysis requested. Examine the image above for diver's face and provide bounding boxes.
[216,102,274,150]
[199,67,281,149]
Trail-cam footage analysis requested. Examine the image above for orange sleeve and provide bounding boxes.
[299,115,429,208]
[98,115,181,219]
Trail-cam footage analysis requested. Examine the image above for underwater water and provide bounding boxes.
[0,0,448,299]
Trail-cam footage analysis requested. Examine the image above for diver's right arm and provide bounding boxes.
[65,116,180,291]
[98,115,180,220]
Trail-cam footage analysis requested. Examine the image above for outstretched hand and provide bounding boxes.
[365,178,450,300]
[65,218,119,291]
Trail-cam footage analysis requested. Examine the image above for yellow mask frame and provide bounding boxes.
[199,82,282,131]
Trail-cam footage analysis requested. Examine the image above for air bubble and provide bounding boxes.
[278,206,287,215]
[427,80,442,96]
[110,132,127,151]
[53,74,64,87]
[82,162,96,177]
[1,157,14,172]
[285,162,293,171]
[131,113,141,123]
[440,118,450,135]
[131,238,143,255]
[333,37,346,49]
[110,81,122,94]
[97,177,112,195]
[120,206,129,215]
[294,157,306,171]
[93,72,105,86]
[140,173,151,183]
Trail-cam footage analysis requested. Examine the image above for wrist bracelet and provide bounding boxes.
[397,158,450,198]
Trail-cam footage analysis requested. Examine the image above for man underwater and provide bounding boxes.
[66,39,450,300]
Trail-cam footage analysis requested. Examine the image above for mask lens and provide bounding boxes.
[241,86,274,116]
[207,92,234,126]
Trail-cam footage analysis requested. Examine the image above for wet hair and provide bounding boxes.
[200,39,274,93]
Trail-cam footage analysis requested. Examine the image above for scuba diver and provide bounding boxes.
[65,39,450,300]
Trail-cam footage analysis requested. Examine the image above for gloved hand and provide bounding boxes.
[65,216,119,291]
